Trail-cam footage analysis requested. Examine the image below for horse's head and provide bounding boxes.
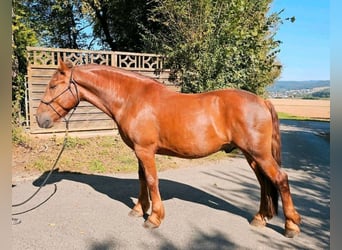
[36,60,80,128]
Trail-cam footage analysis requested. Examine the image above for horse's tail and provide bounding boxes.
[262,99,281,217]
[265,100,281,166]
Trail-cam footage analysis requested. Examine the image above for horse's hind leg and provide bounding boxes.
[244,155,278,228]
[129,160,150,217]
[254,155,301,237]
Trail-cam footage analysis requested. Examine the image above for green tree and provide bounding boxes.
[83,0,160,51]
[144,0,285,95]
[12,0,38,126]
[25,0,93,49]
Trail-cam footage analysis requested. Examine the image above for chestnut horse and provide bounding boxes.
[36,60,301,237]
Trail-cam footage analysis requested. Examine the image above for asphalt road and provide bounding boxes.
[12,120,330,249]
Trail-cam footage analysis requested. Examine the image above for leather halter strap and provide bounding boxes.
[40,69,80,121]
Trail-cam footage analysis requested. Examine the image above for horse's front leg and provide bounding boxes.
[129,160,150,217]
[134,147,165,228]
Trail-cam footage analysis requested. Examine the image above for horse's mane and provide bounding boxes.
[79,64,166,87]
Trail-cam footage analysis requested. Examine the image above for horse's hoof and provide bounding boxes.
[284,228,300,238]
[284,219,300,238]
[128,209,143,218]
[284,220,300,238]
[143,219,159,229]
[250,217,266,228]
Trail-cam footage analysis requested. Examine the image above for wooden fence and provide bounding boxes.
[27,47,171,134]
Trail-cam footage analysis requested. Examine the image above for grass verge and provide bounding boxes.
[277,112,329,121]
[13,133,236,175]
[277,112,310,120]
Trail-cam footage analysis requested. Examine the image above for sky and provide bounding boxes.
[270,0,329,81]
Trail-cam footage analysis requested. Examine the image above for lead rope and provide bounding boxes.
[12,68,79,224]
[12,107,77,221]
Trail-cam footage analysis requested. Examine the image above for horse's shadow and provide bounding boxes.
[32,169,267,230]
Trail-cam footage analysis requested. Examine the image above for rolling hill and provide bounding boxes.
[267,80,330,98]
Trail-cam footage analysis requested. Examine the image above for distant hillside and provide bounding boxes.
[267,80,330,98]
[267,80,330,92]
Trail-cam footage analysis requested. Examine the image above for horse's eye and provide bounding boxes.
[49,84,57,90]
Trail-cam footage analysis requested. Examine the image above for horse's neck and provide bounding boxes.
[76,67,134,120]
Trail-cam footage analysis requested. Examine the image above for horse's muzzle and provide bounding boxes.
[36,112,54,128]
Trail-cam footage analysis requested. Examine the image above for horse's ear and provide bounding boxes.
[58,59,73,74]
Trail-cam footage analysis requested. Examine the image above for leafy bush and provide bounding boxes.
[12,126,30,146]
[144,0,286,95]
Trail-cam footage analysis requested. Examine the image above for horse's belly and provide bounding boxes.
[158,131,228,159]
[157,97,230,158]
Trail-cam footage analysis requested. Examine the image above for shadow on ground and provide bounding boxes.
[33,169,253,223]
[280,120,330,247]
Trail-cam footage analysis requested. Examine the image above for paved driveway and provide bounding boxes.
[12,120,330,249]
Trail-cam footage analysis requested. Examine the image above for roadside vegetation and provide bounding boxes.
[13,132,232,175]
[277,112,310,121]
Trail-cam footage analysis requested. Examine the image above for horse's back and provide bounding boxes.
[153,88,271,158]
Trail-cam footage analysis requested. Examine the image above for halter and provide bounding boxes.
[40,69,80,124]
